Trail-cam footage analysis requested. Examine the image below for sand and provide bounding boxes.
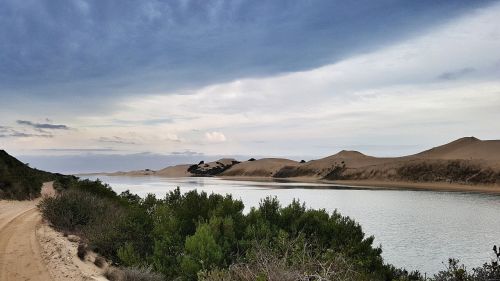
[37,223,108,281]
[155,164,193,177]
[413,137,500,162]
[222,158,300,177]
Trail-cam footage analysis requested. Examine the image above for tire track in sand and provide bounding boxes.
[0,187,52,281]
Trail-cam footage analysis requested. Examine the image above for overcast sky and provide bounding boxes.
[1,0,499,173]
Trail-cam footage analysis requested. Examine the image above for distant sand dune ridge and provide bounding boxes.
[106,137,500,190]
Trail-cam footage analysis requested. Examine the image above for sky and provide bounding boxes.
[1,0,500,173]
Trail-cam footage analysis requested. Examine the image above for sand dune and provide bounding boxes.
[109,137,500,188]
[412,137,500,163]
[222,158,300,177]
[156,164,193,177]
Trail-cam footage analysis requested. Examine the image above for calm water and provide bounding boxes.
[86,175,500,274]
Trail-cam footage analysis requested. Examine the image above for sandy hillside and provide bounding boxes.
[222,158,300,177]
[221,137,500,180]
[156,164,193,177]
[107,137,500,188]
[411,137,500,163]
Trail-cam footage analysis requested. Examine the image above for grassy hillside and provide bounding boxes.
[0,150,61,199]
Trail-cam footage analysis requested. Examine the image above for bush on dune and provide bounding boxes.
[40,181,394,280]
[53,176,118,199]
[199,233,373,281]
[39,179,500,281]
[39,179,153,261]
[397,160,500,184]
[39,189,111,232]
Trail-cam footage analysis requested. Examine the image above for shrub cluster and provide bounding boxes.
[187,161,240,176]
[430,255,500,281]
[39,179,398,280]
[273,166,317,178]
[199,234,374,281]
[397,160,500,184]
[39,178,500,281]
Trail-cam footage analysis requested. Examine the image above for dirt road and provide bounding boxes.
[0,183,53,281]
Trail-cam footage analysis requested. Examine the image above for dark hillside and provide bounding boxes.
[0,149,61,199]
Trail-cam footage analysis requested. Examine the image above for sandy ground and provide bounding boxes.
[37,223,107,281]
[0,182,107,281]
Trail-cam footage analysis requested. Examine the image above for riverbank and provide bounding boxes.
[85,172,500,195]
[218,176,500,194]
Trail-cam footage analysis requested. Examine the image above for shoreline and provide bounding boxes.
[86,173,500,195]
[218,176,500,194]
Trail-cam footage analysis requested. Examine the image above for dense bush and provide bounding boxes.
[187,161,240,176]
[199,234,373,281]
[39,189,112,231]
[39,179,154,261]
[397,160,500,184]
[273,166,317,178]
[53,176,117,198]
[40,180,396,280]
[431,254,500,281]
[39,178,500,281]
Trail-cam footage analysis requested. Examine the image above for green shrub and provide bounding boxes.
[182,223,224,279]
[118,242,142,267]
[38,189,109,231]
[200,234,372,281]
[46,183,495,281]
[70,178,118,199]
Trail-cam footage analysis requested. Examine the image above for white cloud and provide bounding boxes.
[205,131,227,143]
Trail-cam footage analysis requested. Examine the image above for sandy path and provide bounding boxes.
[0,207,51,281]
[0,182,53,281]
[0,182,108,281]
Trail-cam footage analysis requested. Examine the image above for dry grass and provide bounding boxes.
[104,267,164,281]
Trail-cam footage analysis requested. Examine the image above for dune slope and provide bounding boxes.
[109,137,500,187]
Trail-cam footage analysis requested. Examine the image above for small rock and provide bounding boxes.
[67,235,80,243]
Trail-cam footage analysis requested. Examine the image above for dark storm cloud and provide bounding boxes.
[437,67,476,80]
[37,148,118,152]
[16,120,69,130]
[0,0,491,101]
[0,126,53,138]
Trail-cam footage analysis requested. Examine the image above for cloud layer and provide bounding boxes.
[17,120,69,130]
[1,1,499,173]
[0,0,488,99]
